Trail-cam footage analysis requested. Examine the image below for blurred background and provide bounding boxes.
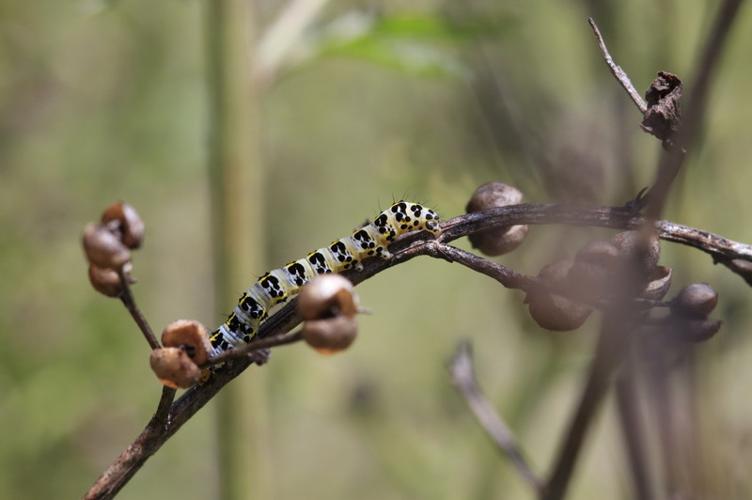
[1,1,752,499]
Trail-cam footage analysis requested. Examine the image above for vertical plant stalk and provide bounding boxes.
[542,315,628,500]
[615,355,654,500]
[206,1,270,499]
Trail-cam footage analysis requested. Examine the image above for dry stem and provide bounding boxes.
[117,267,160,350]
[448,341,543,494]
[587,17,647,114]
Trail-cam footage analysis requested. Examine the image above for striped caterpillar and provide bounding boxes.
[209,201,441,356]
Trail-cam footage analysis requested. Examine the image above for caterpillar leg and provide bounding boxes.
[376,246,392,259]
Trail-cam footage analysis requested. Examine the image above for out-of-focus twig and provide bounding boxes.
[448,341,543,494]
[645,0,744,218]
[615,357,655,500]
[543,314,631,500]
[587,17,647,115]
[117,267,160,350]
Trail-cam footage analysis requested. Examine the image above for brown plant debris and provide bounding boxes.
[640,71,683,148]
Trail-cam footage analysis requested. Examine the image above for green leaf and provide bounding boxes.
[368,13,515,42]
[285,11,514,79]
[318,36,468,79]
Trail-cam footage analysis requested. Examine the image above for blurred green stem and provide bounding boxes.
[206,1,270,499]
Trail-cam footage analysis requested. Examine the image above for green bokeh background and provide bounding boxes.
[1,1,751,499]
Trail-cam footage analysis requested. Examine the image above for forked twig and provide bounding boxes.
[85,204,752,499]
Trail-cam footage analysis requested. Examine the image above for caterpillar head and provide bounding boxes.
[408,203,440,235]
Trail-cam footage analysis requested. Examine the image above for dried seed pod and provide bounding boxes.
[641,266,672,300]
[527,292,592,332]
[672,283,718,318]
[298,275,359,354]
[149,347,202,389]
[465,182,528,256]
[575,240,620,268]
[671,318,722,343]
[101,201,145,249]
[297,274,358,321]
[88,262,133,297]
[611,230,660,274]
[302,315,358,355]
[538,258,573,283]
[82,223,131,269]
[640,71,682,148]
[569,240,620,296]
[161,319,212,366]
[526,259,592,332]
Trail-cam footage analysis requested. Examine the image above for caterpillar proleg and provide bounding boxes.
[209,201,440,356]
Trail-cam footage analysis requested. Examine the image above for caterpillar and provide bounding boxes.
[209,201,440,356]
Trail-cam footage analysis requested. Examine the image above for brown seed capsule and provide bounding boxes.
[465,182,528,256]
[527,292,592,332]
[538,258,573,283]
[527,259,592,332]
[610,230,660,275]
[302,315,358,355]
[575,240,621,267]
[672,283,718,318]
[161,319,212,366]
[671,318,722,343]
[82,223,131,269]
[87,263,134,297]
[569,240,621,297]
[298,275,358,321]
[641,265,672,300]
[149,347,202,389]
[101,201,145,249]
[298,275,359,354]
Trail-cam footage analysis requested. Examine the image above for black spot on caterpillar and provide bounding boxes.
[209,201,441,356]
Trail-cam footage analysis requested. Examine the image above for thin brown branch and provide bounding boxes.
[426,242,529,289]
[645,0,744,218]
[117,267,160,350]
[154,386,177,427]
[587,17,648,114]
[85,203,752,498]
[203,330,303,367]
[448,341,543,494]
[437,204,752,271]
[426,242,669,311]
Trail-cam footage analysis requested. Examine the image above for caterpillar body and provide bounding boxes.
[209,201,441,356]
